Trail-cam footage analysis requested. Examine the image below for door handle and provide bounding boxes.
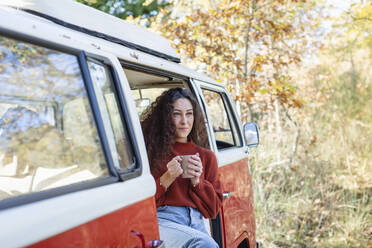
[223,192,233,199]
[131,230,165,248]
[131,230,145,248]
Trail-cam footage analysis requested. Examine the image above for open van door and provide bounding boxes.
[0,30,159,247]
[193,80,256,248]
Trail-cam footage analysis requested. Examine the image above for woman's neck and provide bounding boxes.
[175,137,188,143]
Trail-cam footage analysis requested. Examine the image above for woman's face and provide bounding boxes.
[172,98,194,143]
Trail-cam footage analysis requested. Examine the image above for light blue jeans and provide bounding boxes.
[157,206,219,248]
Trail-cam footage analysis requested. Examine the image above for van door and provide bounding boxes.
[193,80,256,248]
[0,33,159,247]
[30,54,161,248]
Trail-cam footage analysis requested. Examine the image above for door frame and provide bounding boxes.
[191,79,252,248]
[191,79,248,165]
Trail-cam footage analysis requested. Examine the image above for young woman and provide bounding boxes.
[141,88,223,247]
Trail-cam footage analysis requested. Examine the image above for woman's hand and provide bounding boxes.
[187,153,203,187]
[167,156,183,179]
[160,156,183,189]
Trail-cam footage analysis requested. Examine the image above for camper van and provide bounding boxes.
[0,1,259,247]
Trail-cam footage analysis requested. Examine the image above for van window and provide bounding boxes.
[0,36,109,201]
[201,89,242,149]
[87,61,134,169]
[131,88,169,116]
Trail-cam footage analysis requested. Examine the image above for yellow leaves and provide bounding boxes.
[226,23,235,30]
[292,99,304,108]
[209,9,217,17]
[252,80,260,85]
[150,0,315,111]
[185,16,192,22]
[259,88,268,95]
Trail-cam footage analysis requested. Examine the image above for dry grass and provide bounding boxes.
[250,41,372,247]
[251,107,372,247]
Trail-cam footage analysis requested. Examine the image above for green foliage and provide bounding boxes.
[76,0,171,19]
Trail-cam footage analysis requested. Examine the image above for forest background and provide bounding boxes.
[78,0,372,247]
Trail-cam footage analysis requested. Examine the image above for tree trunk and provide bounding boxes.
[242,0,256,122]
[274,98,281,162]
[284,106,300,166]
[235,80,241,117]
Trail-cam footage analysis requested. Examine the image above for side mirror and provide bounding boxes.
[243,122,259,147]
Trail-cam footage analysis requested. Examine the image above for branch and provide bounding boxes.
[254,0,275,12]
[351,16,372,22]
[244,17,254,81]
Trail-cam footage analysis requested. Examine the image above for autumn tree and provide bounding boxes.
[138,0,321,163]
[150,0,320,124]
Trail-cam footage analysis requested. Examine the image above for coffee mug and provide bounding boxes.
[181,155,193,178]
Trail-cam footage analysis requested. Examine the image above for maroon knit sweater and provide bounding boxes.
[153,141,223,218]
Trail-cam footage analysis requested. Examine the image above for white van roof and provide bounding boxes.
[1,0,180,63]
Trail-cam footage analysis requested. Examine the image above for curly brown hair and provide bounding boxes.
[140,87,208,175]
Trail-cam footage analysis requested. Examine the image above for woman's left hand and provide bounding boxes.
[187,153,203,187]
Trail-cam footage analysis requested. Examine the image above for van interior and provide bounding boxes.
[122,67,214,236]
[124,68,186,116]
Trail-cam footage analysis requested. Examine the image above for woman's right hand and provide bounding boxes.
[160,156,183,189]
[166,156,183,179]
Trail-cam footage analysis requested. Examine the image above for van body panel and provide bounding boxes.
[28,196,159,248]
[218,158,256,248]
[0,174,156,247]
[217,147,248,166]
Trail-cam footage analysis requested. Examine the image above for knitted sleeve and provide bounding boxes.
[154,177,167,205]
[188,149,223,218]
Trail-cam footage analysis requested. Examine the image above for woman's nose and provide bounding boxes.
[180,114,187,123]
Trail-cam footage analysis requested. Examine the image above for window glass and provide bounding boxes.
[201,89,240,149]
[88,61,134,169]
[131,88,169,116]
[0,36,108,201]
